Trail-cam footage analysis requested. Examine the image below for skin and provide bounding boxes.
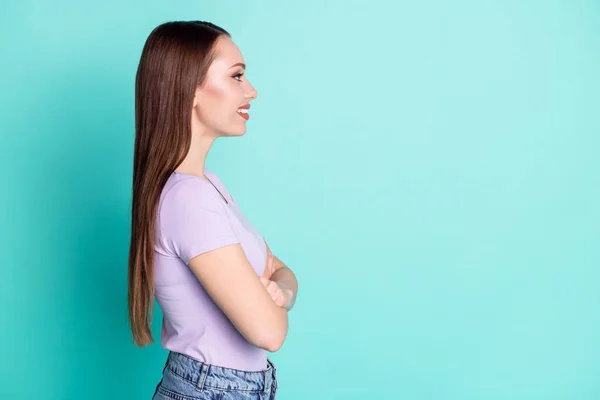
[176,36,297,311]
[176,35,258,177]
[261,242,295,309]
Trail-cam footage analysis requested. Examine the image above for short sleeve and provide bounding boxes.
[158,180,240,264]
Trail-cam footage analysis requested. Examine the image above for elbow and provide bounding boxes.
[261,333,286,352]
[255,312,288,352]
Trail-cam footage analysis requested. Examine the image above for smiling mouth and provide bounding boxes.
[237,108,250,120]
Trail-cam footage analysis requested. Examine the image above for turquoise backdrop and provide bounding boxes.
[1,1,599,399]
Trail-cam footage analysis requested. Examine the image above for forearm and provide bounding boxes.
[261,305,288,352]
[271,266,298,311]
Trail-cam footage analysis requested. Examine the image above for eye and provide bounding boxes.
[232,72,244,82]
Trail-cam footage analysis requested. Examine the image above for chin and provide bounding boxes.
[221,128,246,137]
[234,124,248,136]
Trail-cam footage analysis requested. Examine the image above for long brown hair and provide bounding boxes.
[128,21,230,347]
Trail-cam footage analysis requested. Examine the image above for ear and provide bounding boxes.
[192,85,203,108]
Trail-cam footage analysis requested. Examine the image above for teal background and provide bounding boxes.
[1,0,599,399]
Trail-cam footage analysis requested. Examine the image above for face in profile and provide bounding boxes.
[192,36,258,137]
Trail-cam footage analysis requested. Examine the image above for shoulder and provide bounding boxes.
[160,174,223,215]
[204,169,225,187]
[204,169,235,203]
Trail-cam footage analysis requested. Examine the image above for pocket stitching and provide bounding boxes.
[157,385,199,400]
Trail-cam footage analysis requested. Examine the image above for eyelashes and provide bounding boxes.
[232,72,245,82]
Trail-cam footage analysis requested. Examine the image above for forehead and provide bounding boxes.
[211,36,244,67]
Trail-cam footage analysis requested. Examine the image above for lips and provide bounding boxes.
[237,104,250,120]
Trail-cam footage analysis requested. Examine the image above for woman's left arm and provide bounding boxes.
[270,256,298,312]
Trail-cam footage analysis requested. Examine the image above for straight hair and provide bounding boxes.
[128,21,230,346]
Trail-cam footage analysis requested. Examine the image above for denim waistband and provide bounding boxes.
[165,351,277,395]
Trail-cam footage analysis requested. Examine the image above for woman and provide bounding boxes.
[127,21,298,400]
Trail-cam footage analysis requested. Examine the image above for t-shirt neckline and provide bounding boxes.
[173,170,231,205]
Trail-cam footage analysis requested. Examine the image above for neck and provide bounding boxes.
[175,118,216,178]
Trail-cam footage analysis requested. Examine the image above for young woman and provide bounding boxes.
[127,21,298,400]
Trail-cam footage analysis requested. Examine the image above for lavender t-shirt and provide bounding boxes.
[153,169,268,371]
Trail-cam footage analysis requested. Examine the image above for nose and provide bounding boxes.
[245,82,258,100]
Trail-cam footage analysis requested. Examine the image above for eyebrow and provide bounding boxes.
[229,62,246,69]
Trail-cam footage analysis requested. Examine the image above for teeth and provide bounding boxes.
[237,109,249,114]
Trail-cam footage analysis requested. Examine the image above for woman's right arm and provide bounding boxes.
[187,243,289,352]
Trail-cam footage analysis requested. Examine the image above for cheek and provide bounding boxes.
[196,84,239,127]
[202,82,226,101]
[202,80,238,108]
[197,85,225,117]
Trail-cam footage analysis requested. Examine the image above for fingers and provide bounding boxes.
[265,239,272,262]
[266,280,278,297]
[259,277,286,307]
[259,277,277,295]
[274,290,287,308]
[267,254,274,275]
[263,246,275,279]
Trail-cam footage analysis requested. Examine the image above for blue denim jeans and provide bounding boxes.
[152,351,278,400]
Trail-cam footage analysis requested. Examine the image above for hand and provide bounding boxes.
[262,240,275,280]
[259,276,293,308]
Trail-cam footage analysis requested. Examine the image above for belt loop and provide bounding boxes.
[196,363,210,392]
[262,366,269,397]
[270,359,277,382]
